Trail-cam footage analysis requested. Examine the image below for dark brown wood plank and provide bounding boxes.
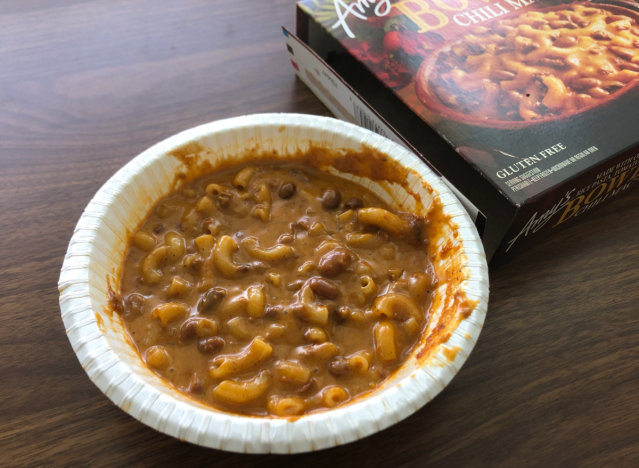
[1,1,637,466]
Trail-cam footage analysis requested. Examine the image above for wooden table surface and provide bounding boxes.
[2,1,638,466]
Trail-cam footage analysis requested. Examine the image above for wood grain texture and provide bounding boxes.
[0,1,637,466]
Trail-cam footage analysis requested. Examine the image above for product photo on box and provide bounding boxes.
[284,0,639,264]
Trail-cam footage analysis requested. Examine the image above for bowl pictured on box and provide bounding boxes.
[58,114,488,453]
[415,2,639,130]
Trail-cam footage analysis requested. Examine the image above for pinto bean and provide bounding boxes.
[328,358,350,378]
[491,69,516,81]
[197,287,227,314]
[597,65,615,76]
[532,19,549,29]
[278,183,296,199]
[264,305,283,320]
[180,317,217,342]
[521,43,539,55]
[538,57,567,69]
[318,249,352,278]
[298,378,316,394]
[467,43,485,55]
[251,261,269,274]
[344,197,364,210]
[218,192,232,208]
[292,220,310,231]
[549,20,571,29]
[611,47,635,61]
[334,306,350,322]
[198,337,225,354]
[180,319,199,342]
[573,77,601,91]
[554,36,577,48]
[188,374,204,394]
[308,277,340,300]
[404,214,424,247]
[123,293,145,321]
[107,288,124,316]
[591,29,613,40]
[320,188,341,210]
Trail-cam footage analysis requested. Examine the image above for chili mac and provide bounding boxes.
[111,161,438,417]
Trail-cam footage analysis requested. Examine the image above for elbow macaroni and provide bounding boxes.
[322,386,349,408]
[133,230,156,252]
[140,245,167,285]
[246,285,266,318]
[233,166,255,190]
[213,235,250,278]
[359,276,378,300]
[374,320,398,363]
[346,232,385,249]
[213,370,271,405]
[194,234,215,258]
[165,276,191,297]
[347,351,371,376]
[267,395,305,416]
[295,283,329,325]
[251,184,271,222]
[369,293,422,323]
[164,232,185,263]
[152,302,188,327]
[242,237,294,262]
[209,337,273,379]
[274,360,312,385]
[357,208,406,237]
[195,195,216,215]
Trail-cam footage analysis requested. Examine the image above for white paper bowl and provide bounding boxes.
[59,113,489,453]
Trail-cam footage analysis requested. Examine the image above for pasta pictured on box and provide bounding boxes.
[284,0,639,264]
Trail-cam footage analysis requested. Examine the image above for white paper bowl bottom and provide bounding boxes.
[59,114,489,453]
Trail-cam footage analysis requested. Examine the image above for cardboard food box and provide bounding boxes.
[283,0,639,265]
